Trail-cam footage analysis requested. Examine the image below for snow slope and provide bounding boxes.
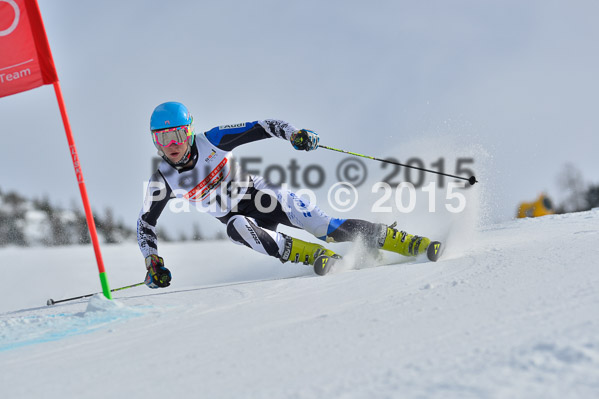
[1,210,599,398]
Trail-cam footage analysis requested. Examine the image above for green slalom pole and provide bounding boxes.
[319,144,478,185]
[99,272,112,300]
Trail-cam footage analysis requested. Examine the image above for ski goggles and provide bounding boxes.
[152,125,193,147]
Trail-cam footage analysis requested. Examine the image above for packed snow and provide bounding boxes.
[1,209,599,398]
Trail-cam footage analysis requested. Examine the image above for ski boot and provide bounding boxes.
[280,236,342,275]
[380,222,442,262]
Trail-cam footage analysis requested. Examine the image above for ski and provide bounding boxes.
[314,242,444,276]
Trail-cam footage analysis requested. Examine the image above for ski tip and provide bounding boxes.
[46,298,55,306]
[314,254,342,276]
[314,255,333,276]
[426,241,443,262]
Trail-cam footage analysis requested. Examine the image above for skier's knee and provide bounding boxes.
[226,215,247,245]
[225,215,283,258]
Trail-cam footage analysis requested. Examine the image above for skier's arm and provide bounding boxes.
[138,171,174,288]
[205,120,300,151]
[137,171,173,258]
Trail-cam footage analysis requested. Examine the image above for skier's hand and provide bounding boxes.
[290,129,319,151]
[144,254,172,289]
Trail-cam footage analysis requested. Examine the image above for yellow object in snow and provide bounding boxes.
[517,194,555,218]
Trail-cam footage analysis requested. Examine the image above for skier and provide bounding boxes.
[138,102,440,288]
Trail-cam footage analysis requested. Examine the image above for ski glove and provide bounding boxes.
[144,254,172,289]
[290,129,319,151]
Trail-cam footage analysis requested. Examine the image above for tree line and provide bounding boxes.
[0,187,216,247]
[554,163,599,214]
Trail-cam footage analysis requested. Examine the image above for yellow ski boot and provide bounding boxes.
[281,236,342,275]
[380,222,433,257]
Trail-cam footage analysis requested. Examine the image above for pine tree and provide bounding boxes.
[214,230,226,240]
[70,201,90,244]
[156,227,172,242]
[192,223,204,241]
[0,211,27,246]
[586,184,599,209]
[556,163,589,213]
[49,210,70,246]
[178,231,188,242]
[0,191,27,246]
[102,207,117,244]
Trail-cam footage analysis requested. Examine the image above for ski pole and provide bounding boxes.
[46,282,145,306]
[321,144,478,185]
[319,145,478,185]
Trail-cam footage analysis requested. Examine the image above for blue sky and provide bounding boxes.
[1,0,598,239]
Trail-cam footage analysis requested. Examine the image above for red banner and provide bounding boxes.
[0,0,57,98]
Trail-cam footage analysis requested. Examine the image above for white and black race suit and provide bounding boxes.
[137,120,385,260]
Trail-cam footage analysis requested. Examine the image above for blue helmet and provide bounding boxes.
[150,102,196,166]
[150,102,193,130]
